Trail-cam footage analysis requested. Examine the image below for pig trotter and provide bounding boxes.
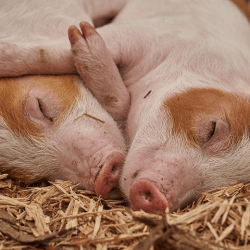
[68,22,130,122]
[68,26,82,47]
[129,179,169,213]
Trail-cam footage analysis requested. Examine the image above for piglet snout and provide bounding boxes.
[95,152,125,199]
[129,179,169,213]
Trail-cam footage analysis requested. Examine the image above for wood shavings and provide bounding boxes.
[1,174,250,249]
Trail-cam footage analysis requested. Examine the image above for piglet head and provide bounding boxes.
[121,87,250,212]
[0,75,126,199]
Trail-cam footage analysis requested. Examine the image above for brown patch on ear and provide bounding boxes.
[230,0,250,22]
[0,78,41,138]
[163,88,250,147]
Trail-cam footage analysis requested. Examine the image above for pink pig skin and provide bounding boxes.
[69,0,250,212]
[0,0,130,122]
[2,0,250,212]
[0,0,129,199]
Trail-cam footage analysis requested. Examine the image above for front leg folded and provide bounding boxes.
[68,22,130,122]
[0,40,76,77]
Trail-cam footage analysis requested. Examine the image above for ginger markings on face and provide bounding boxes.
[164,88,250,148]
[0,75,81,139]
[230,0,250,22]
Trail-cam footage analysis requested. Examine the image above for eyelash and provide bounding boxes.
[37,98,53,122]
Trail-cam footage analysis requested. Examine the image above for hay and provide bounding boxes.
[0,174,250,249]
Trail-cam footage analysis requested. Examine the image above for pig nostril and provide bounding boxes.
[111,163,118,173]
[95,152,125,199]
[144,190,153,202]
[130,179,169,213]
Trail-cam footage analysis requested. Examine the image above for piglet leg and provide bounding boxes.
[0,41,76,77]
[68,22,130,122]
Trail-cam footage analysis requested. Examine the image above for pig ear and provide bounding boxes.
[24,94,59,128]
[68,23,130,122]
[195,119,230,154]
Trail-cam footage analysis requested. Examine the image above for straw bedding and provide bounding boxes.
[0,173,249,250]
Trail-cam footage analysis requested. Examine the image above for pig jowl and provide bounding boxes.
[0,75,126,199]
[69,0,250,212]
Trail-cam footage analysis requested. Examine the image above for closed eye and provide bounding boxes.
[195,120,218,146]
[37,98,54,122]
[207,121,216,142]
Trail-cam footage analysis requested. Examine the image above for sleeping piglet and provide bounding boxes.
[2,0,250,213]
[0,75,127,199]
[0,0,130,199]
[68,0,250,212]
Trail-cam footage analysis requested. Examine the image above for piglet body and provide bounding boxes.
[0,0,130,199]
[2,0,250,212]
[70,0,250,212]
